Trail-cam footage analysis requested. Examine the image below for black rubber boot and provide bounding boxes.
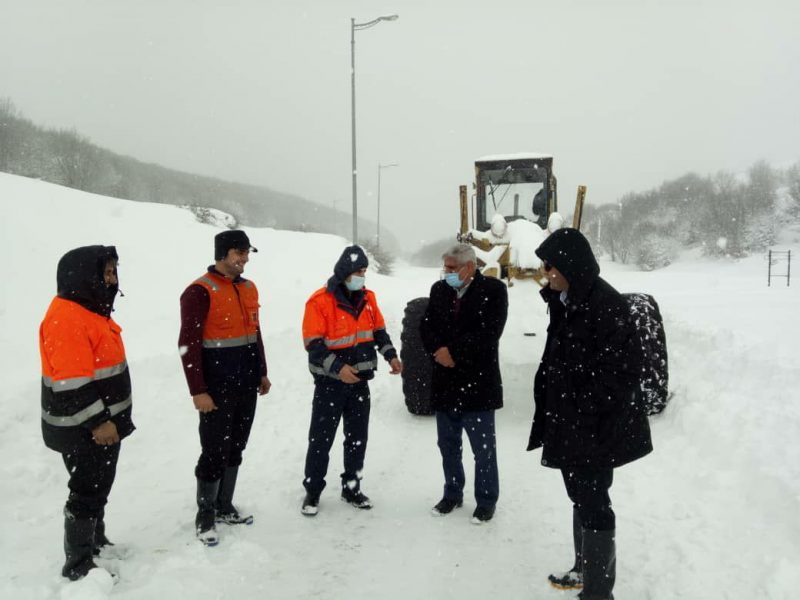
[93,508,113,556]
[215,466,253,525]
[62,510,98,581]
[195,478,220,546]
[548,508,584,589]
[578,528,616,600]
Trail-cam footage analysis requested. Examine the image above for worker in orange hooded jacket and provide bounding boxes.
[300,245,401,516]
[39,245,134,581]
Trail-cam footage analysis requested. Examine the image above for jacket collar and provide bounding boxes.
[207,265,244,284]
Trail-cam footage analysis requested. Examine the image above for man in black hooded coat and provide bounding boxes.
[528,228,652,600]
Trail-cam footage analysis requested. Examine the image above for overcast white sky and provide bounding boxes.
[2,0,799,244]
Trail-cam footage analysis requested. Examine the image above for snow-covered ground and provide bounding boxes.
[1,173,798,600]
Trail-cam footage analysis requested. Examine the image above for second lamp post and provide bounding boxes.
[350,14,398,245]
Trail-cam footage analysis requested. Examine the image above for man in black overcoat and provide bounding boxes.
[420,243,508,524]
[528,228,653,600]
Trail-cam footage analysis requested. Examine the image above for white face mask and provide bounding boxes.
[345,275,365,291]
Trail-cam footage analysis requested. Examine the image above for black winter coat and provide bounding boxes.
[528,229,652,469]
[420,271,508,412]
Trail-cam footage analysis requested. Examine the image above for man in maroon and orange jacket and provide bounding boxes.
[40,245,134,581]
[179,230,270,546]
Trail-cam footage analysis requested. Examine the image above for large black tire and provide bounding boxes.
[624,293,670,416]
[400,297,434,416]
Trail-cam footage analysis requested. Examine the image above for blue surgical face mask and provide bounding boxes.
[444,272,464,288]
[345,275,365,291]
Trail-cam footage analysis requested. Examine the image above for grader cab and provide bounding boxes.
[457,154,585,284]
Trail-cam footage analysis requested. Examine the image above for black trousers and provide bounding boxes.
[62,442,121,519]
[561,466,615,531]
[303,380,371,495]
[195,389,257,482]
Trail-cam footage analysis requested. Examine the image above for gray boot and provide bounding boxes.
[62,509,98,581]
[215,466,253,525]
[578,528,616,600]
[195,478,220,546]
[548,508,584,589]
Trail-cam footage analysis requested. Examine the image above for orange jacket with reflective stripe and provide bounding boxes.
[302,286,396,381]
[193,271,260,348]
[39,297,134,452]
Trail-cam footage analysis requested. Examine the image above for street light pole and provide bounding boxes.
[350,14,398,245]
[377,162,398,250]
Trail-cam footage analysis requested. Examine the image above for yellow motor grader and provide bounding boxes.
[456,154,586,285]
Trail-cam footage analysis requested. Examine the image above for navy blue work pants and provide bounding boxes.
[303,380,371,495]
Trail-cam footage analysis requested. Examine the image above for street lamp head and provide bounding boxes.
[353,14,400,30]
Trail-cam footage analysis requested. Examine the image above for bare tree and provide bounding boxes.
[51,128,99,190]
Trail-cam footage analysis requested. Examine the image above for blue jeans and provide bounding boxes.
[436,409,499,508]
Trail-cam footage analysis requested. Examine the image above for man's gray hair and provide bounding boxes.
[442,243,476,265]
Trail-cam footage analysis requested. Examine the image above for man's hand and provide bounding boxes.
[193,392,217,413]
[389,358,403,375]
[339,364,361,384]
[433,347,455,368]
[91,420,120,445]
[259,376,272,396]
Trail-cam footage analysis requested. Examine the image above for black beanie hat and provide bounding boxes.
[214,230,258,260]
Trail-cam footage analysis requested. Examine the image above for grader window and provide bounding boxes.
[481,166,547,225]
[483,182,545,224]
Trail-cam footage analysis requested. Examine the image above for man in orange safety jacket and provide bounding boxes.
[39,245,134,581]
[300,245,402,516]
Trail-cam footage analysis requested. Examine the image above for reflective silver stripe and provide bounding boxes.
[354,360,378,371]
[41,399,105,427]
[42,375,93,391]
[108,396,132,417]
[202,334,259,348]
[322,354,338,373]
[325,334,356,347]
[94,360,128,381]
[324,331,375,348]
[242,280,253,288]
[309,364,340,380]
[42,361,127,391]
[303,336,323,346]
[196,276,219,292]
[379,344,395,355]
[308,359,377,379]
[41,395,132,427]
